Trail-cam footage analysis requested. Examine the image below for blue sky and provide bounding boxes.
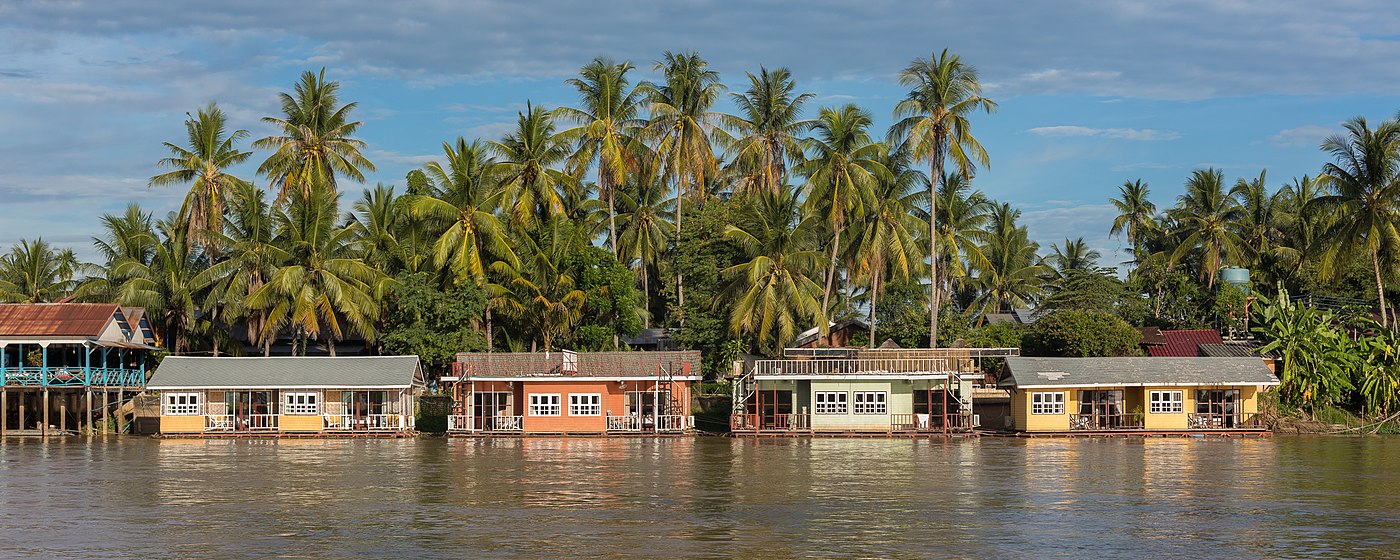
[3,0,1399,264]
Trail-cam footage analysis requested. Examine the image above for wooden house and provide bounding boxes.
[146,356,425,436]
[444,351,701,435]
[1001,356,1278,434]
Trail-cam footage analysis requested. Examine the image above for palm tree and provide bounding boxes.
[970,203,1049,318]
[1231,170,1284,271]
[346,184,423,275]
[616,158,675,328]
[247,190,388,355]
[643,51,725,326]
[795,104,884,322]
[255,68,375,202]
[847,146,926,346]
[1315,116,1400,327]
[557,58,647,255]
[1049,237,1102,275]
[889,49,997,347]
[112,220,210,353]
[197,182,285,356]
[487,218,587,352]
[1275,175,1330,275]
[717,66,814,196]
[0,238,79,303]
[1109,179,1157,265]
[934,171,993,301]
[149,102,251,254]
[1170,168,1246,289]
[76,204,159,302]
[491,102,574,227]
[412,137,514,284]
[721,186,827,354]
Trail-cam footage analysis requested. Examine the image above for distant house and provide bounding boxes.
[1001,356,1278,434]
[984,308,1045,325]
[444,351,701,435]
[790,319,869,348]
[620,328,681,351]
[147,356,425,436]
[1143,329,1224,357]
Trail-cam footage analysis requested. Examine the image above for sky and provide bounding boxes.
[2,0,1400,265]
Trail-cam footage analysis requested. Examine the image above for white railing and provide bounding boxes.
[754,358,955,376]
[205,414,235,432]
[322,414,407,431]
[205,414,279,432]
[483,415,523,432]
[447,414,470,432]
[606,414,689,432]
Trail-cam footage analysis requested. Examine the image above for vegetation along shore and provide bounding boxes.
[0,49,1396,432]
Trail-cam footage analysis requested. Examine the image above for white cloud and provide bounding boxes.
[1269,124,1338,147]
[1028,126,1182,141]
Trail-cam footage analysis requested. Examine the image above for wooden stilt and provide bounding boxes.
[117,387,125,434]
[42,388,49,437]
[85,390,93,436]
[18,391,26,432]
[60,397,67,433]
[101,390,108,434]
[1,388,7,436]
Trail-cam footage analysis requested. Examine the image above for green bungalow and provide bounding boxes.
[730,347,1019,435]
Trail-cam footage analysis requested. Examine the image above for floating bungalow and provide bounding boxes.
[444,350,701,435]
[1001,356,1278,435]
[1,303,157,436]
[729,347,1020,435]
[146,356,425,436]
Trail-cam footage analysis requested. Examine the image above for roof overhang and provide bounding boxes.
[148,385,413,391]
[444,376,701,382]
[755,373,983,381]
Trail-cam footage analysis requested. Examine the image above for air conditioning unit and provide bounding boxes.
[972,414,981,427]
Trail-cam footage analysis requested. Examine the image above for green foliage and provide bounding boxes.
[1212,282,1249,334]
[380,272,486,375]
[873,278,929,348]
[564,245,644,350]
[668,198,748,371]
[969,322,1023,348]
[1041,269,1146,322]
[1252,288,1358,409]
[1023,310,1141,357]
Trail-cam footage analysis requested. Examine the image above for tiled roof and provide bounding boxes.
[148,356,424,389]
[0,303,121,337]
[1004,356,1278,387]
[1146,329,1224,357]
[1198,343,1263,358]
[1138,327,1166,345]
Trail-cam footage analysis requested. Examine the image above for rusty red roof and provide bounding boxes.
[0,303,121,337]
[1146,329,1224,357]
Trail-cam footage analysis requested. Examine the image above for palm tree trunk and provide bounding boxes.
[642,261,651,329]
[485,306,494,353]
[868,265,880,349]
[822,227,842,333]
[929,160,941,349]
[1373,247,1390,328]
[212,305,220,357]
[328,336,336,357]
[675,189,685,329]
[604,165,618,258]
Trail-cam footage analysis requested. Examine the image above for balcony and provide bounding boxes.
[1,367,145,387]
[730,413,812,432]
[1188,412,1262,430]
[446,415,523,433]
[1069,413,1145,431]
[606,414,689,433]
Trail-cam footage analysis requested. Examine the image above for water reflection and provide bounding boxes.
[0,436,1398,558]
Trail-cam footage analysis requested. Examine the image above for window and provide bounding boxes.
[285,392,321,415]
[852,391,887,414]
[569,394,601,416]
[814,391,847,414]
[163,392,201,416]
[1031,392,1065,414]
[1149,390,1183,414]
[529,394,561,416]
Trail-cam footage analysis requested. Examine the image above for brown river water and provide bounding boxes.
[0,436,1396,559]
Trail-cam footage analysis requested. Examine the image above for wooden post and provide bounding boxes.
[18,391,26,432]
[101,390,108,434]
[42,388,49,437]
[117,386,125,434]
[1,388,6,436]
[60,396,67,433]
[85,390,93,436]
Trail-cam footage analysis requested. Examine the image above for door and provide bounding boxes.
[1196,389,1241,427]
[473,392,511,430]
[1079,390,1124,428]
[227,391,274,431]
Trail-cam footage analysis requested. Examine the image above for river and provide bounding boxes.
[0,436,1396,558]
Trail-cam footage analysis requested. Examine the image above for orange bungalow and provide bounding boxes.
[444,350,702,435]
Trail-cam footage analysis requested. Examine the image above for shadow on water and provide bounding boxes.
[1,435,1398,558]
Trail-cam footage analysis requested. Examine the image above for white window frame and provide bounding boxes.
[529,394,561,416]
[569,393,601,416]
[284,391,321,415]
[1031,392,1065,415]
[852,391,887,415]
[814,391,848,414]
[1149,390,1184,414]
[163,392,202,416]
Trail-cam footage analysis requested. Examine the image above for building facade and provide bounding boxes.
[445,351,701,435]
[147,356,425,436]
[1002,356,1278,434]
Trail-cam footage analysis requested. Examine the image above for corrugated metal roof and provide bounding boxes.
[1138,327,1166,345]
[1197,343,1261,358]
[455,351,702,379]
[1004,356,1277,387]
[147,356,424,389]
[1146,329,1223,357]
[0,303,121,337]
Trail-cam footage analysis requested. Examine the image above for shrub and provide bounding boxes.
[1022,310,1141,357]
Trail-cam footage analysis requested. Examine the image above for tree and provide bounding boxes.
[347,184,422,275]
[934,171,993,300]
[1022,310,1141,357]
[1315,116,1400,328]
[557,58,647,255]
[616,157,675,327]
[566,245,645,350]
[970,203,1049,318]
[1049,237,1102,276]
[643,51,725,327]
[0,238,79,303]
[148,102,252,254]
[1253,288,1357,408]
[717,66,813,196]
[720,187,826,354]
[412,137,514,284]
[112,220,212,353]
[75,204,159,303]
[1109,179,1156,265]
[1041,268,1145,321]
[796,104,884,322]
[487,218,587,352]
[380,271,487,374]
[1170,168,1246,289]
[492,102,574,227]
[247,190,388,355]
[847,146,925,347]
[890,49,997,347]
[197,182,284,355]
[255,68,375,202]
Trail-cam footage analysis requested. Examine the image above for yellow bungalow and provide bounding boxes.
[1002,357,1278,434]
[147,356,425,436]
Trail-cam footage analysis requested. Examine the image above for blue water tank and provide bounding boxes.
[1220,267,1250,292]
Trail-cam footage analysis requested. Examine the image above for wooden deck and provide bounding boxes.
[988,429,1272,438]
